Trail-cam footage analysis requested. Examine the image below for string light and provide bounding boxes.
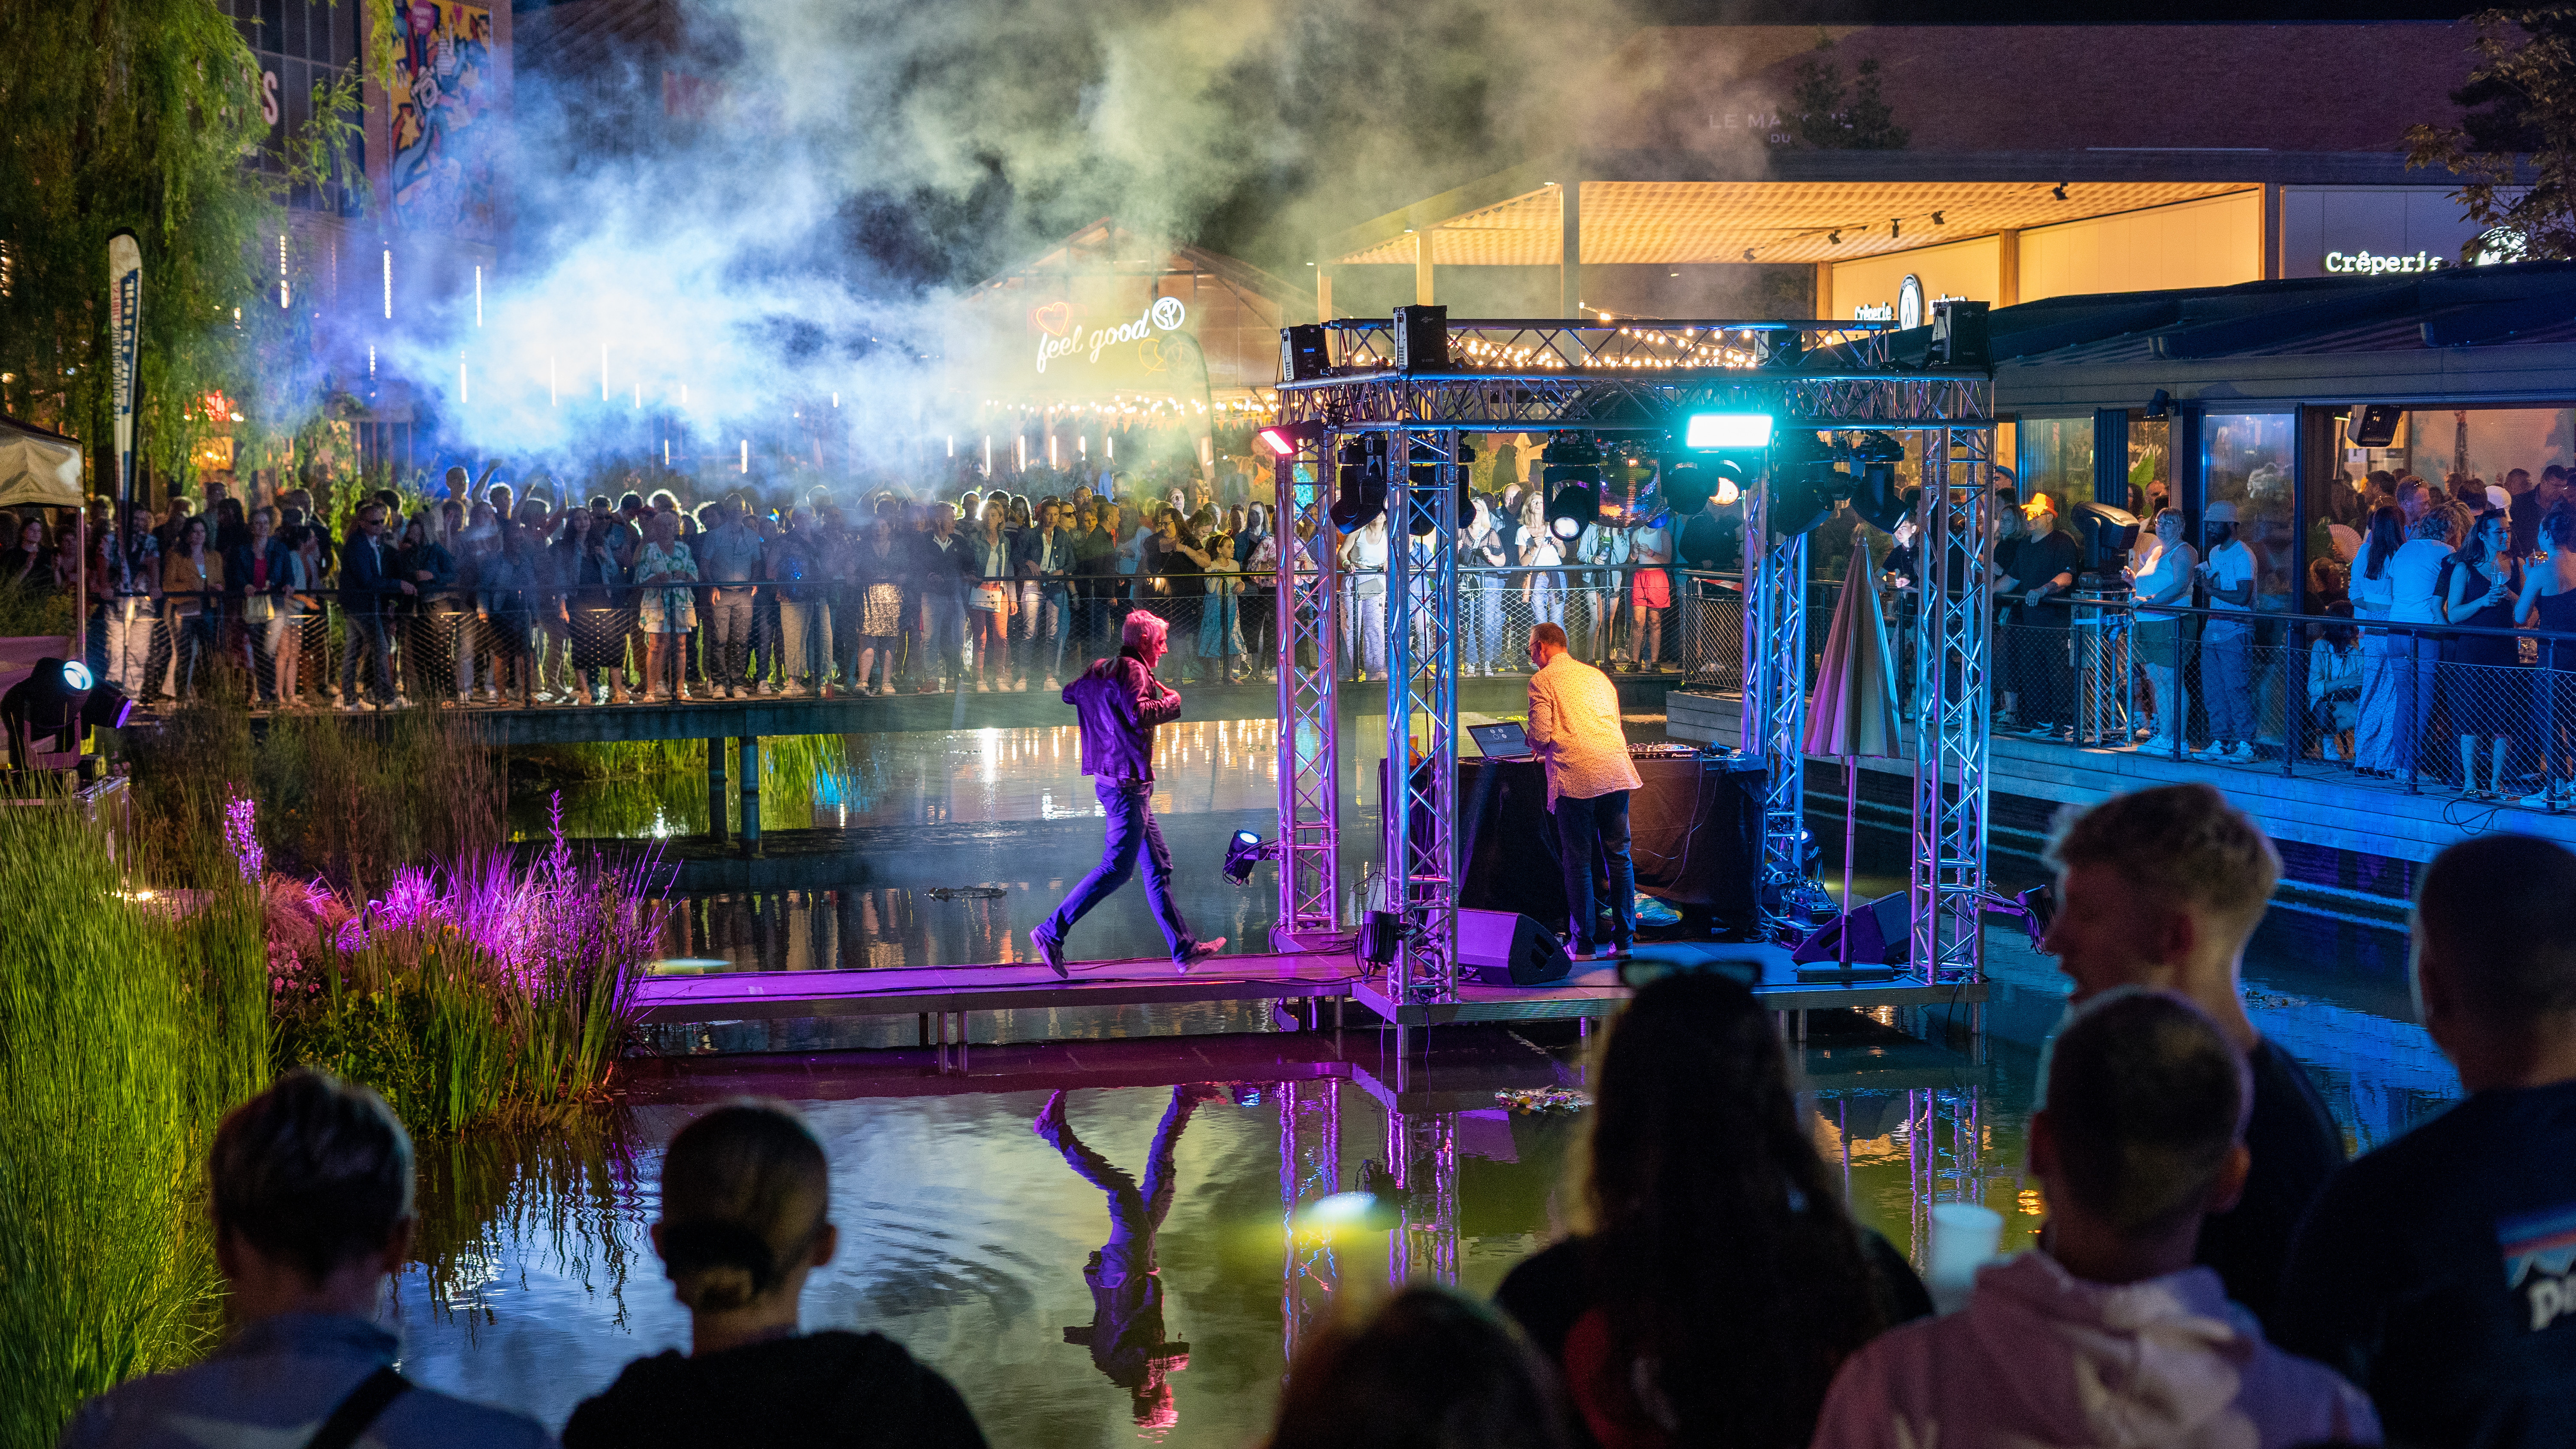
[381,249,392,319]
[739,440,748,473]
[473,265,483,327]
[278,233,289,309]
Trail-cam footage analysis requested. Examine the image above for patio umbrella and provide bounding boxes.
[1802,557,1902,968]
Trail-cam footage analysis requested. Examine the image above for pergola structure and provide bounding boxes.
[1264,315,1999,1007]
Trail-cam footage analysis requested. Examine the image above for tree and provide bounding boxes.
[0,0,364,491]
[2405,7,2576,261]
[1780,33,1909,152]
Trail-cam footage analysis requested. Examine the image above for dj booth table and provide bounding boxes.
[1449,749,1767,937]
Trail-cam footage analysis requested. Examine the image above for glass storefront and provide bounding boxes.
[2017,415,2093,515]
[2305,404,2576,613]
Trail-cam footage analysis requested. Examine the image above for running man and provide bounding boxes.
[1032,610,1224,977]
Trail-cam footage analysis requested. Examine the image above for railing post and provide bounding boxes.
[707,735,728,843]
[2282,625,2299,778]
[739,735,762,856]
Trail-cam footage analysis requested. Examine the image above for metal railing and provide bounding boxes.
[80,563,1763,710]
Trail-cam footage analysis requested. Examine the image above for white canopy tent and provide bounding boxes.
[0,416,83,511]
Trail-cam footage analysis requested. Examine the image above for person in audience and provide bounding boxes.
[2349,506,2404,776]
[2306,601,2362,765]
[2386,506,2459,780]
[2193,501,2259,762]
[2127,507,2196,750]
[1810,990,2378,1449]
[2003,502,2081,739]
[2443,506,2523,798]
[2518,508,2576,807]
[1497,973,1929,1449]
[159,513,225,701]
[565,1100,985,1448]
[2038,782,2342,1330]
[632,507,701,702]
[696,494,767,700]
[1268,1285,1572,1449]
[62,1070,550,1449]
[339,503,413,710]
[2277,834,2576,1447]
[850,498,911,697]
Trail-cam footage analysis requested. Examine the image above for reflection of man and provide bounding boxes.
[1034,1085,1221,1431]
[1528,621,1642,959]
[1033,611,1224,978]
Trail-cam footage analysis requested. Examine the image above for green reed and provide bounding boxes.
[515,733,857,838]
[0,791,267,1449]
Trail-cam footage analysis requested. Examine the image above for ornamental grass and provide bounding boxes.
[0,788,266,1449]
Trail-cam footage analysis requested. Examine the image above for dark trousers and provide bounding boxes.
[1551,788,1635,952]
[1042,778,1198,964]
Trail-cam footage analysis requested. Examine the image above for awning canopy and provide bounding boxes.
[0,415,84,511]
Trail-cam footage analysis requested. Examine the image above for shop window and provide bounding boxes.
[2016,415,2093,517]
[2127,415,2172,519]
[2205,413,2296,610]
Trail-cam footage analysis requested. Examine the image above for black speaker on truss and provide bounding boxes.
[1929,299,1991,369]
[1393,305,1450,373]
[1281,324,1331,382]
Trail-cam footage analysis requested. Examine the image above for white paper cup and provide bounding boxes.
[1925,1200,2005,1314]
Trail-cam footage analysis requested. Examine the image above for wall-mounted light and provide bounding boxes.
[2052,183,2069,201]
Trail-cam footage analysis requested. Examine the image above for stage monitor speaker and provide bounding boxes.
[1281,324,1330,382]
[1791,890,1910,972]
[2347,403,2404,449]
[1393,304,1449,373]
[1457,909,1572,987]
[1929,299,1990,369]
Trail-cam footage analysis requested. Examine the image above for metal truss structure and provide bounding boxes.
[1907,431,1997,985]
[1272,317,1993,999]
[1739,482,1810,908]
[1273,457,1343,947]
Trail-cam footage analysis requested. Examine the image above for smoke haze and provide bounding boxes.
[383,0,1710,478]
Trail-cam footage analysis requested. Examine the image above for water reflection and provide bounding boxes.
[1036,1086,1219,1430]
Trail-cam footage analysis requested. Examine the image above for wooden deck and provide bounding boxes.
[1348,964,1987,1028]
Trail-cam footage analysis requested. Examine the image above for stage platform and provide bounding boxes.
[634,949,1990,1046]
[1348,965,1987,1029]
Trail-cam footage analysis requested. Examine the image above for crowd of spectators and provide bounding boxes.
[60,776,2576,1448]
[12,459,1744,712]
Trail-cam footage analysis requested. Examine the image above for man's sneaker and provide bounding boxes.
[2224,742,2260,764]
[1042,676,1060,692]
[1010,679,1028,692]
[336,698,362,712]
[783,680,808,697]
[2191,741,2230,761]
[975,679,990,693]
[1176,938,1227,974]
[757,679,778,696]
[1032,926,1068,979]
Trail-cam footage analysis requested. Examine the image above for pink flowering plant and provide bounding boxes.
[234,793,670,1135]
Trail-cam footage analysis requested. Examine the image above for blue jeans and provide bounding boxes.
[1042,778,1200,964]
[917,590,966,685]
[2202,619,2256,744]
[340,612,395,704]
[1552,789,1635,952]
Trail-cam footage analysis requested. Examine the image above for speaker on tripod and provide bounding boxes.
[1456,909,1572,987]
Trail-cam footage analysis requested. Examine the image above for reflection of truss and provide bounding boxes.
[1386,1107,1458,1285]
[1271,317,1993,1005]
[1278,1079,1341,1367]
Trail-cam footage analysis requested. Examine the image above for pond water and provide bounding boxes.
[403,718,2468,1446]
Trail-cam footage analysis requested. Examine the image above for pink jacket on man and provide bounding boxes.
[1810,1250,2378,1449]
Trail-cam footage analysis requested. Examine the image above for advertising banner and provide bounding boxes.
[108,229,141,512]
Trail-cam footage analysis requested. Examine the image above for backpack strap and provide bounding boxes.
[303,1364,411,1449]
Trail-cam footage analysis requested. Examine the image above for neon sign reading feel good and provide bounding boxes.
[1034,296,1188,373]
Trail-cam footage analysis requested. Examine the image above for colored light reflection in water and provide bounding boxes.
[417,725,2475,1443]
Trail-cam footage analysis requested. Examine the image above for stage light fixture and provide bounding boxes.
[1931,211,1945,226]
[1765,430,1845,538]
[1929,299,1991,368]
[1827,231,1841,245]
[1222,829,1270,885]
[2347,403,2403,449]
[80,681,134,733]
[1330,434,1387,534]
[1684,413,1774,450]
[1256,419,1326,457]
[1542,435,1606,540]
[1847,433,1917,534]
[1400,439,1477,537]
[2051,182,2069,201]
[2,656,94,770]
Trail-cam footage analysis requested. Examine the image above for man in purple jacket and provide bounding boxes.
[1033,611,1225,979]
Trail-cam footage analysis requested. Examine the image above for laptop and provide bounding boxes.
[1469,721,1533,760]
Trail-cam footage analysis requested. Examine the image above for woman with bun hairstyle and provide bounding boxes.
[564,1100,987,1448]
